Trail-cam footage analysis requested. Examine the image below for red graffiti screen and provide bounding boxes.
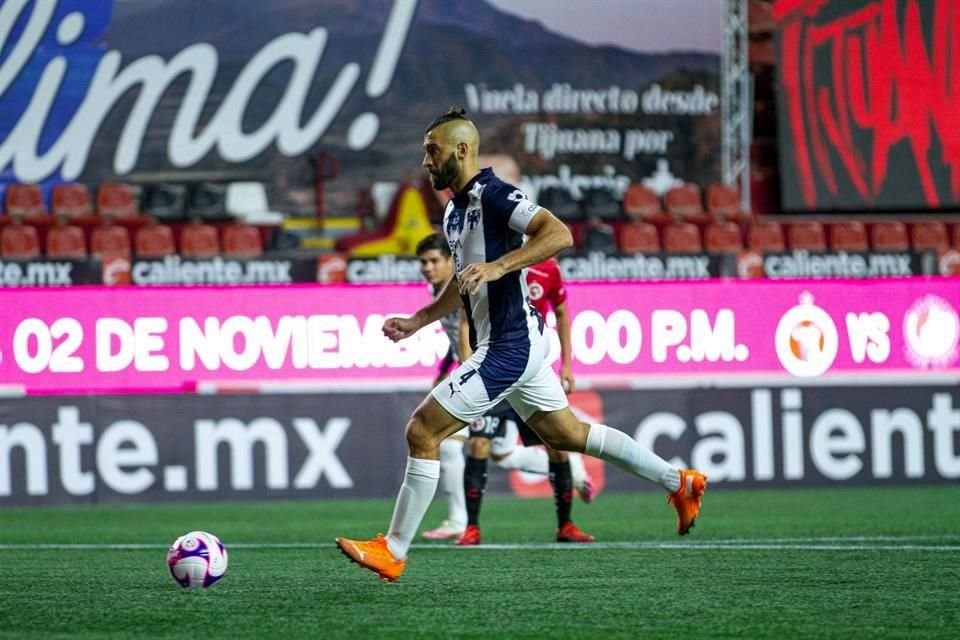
[775,0,960,211]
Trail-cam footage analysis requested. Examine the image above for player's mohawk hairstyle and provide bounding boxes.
[424,106,468,134]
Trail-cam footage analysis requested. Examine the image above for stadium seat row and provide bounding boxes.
[541,182,746,224]
[0,220,264,260]
[572,219,960,255]
[4,182,139,219]
[2,181,238,223]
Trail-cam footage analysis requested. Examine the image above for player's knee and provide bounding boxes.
[535,431,565,451]
[537,427,579,452]
[405,415,439,451]
[469,438,490,458]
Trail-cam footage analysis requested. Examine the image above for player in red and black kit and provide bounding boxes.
[456,257,595,545]
[526,258,575,392]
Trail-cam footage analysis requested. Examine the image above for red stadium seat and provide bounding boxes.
[52,183,92,217]
[829,221,868,252]
[97,182,139,218]
[622,184,669,225]
[222,224,263,257]
[665,183,710,225]
[749,0,775,34]
[46,224,87,258]
[705,220,743,253]
[706,183,743,220]
[749,39,776,67]
[91,225,131,260]
[663,221,703,254]
[135,223,176,258]
[1,224,41,259]
[618,221,660,253]
[5,184,46,217]
[911,221,949,252]
[870,221,909,251]
[180,222,220,257]
[748,220,785,253]
[788,221,827,251]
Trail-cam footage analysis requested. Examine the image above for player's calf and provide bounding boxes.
[525,408,590,453]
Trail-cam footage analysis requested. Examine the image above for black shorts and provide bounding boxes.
[468,403,543,446]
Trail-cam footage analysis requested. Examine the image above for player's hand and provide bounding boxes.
[458,262,506,296]
[561,364,576,394]
[383,316,421,342]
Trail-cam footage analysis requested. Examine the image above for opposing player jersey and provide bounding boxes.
[525,258,566,318]
[432,284,461,359]
[443,168,543,352]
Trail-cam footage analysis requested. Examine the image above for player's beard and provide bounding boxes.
[430,153,460,191]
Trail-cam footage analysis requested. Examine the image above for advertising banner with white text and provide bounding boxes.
[0,279,958,395]
[0,0,722,209]
[1,386,956,506]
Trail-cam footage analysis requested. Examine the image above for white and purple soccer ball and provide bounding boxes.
[167,531,228,589]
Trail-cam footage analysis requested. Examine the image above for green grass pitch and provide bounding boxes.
[1,486,958,639]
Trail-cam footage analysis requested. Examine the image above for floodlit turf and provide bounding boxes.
[1,486,958,639]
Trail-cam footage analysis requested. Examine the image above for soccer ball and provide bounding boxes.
[167,531,228,589]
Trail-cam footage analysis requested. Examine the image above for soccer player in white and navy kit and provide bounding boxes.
[336,108,707,582]
[415,232,595,545]
[415,233,469,541]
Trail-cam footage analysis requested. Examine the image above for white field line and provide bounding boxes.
[0,536,958,552]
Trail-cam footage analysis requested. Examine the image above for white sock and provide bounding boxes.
[439,439,467,528]
[584,424,680,492]
[386,457,440,559]
[495,445,549,474]
[490,418,519,458]
[568,452,587,487]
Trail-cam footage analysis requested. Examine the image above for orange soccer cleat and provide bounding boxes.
[667,469,708,535]
[335,534,407,582]
[455,524,481,546]
[556,521,596,543]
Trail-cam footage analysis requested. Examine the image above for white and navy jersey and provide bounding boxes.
[443,168,545,382]
[431,171,567,422]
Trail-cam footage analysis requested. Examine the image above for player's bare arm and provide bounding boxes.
[553,300,575,394]
[457,308,473,361]
[383,274,463,342]
[458,208,573,295]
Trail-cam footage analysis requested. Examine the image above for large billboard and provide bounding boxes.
[775,0,960,212]
[1,386,956,506]
[0,0,722,207]
[0,279,958,395]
